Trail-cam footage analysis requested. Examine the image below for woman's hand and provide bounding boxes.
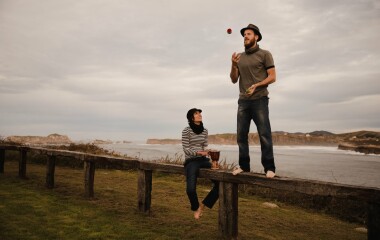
[197,151,209,156]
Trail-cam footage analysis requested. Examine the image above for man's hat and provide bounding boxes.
[240,24,262,42]
[186,108,202,122]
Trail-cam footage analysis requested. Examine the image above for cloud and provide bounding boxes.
[1,0,379,140]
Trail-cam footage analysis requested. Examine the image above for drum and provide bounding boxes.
[209,150,220,169]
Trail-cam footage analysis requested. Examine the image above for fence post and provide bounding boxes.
[0,148,4,173]
[19,149,27,179]
[84,161,95,198]
[46,155,56,189]
[138,169,152,213]
[219,181,239,240]
[368,201,380,240]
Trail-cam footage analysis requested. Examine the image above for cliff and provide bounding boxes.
[336,131,380,154]
[5,133,72,145]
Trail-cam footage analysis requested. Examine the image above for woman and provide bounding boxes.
[182,108,219,220]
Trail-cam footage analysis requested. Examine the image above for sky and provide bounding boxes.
[1,0,379,141]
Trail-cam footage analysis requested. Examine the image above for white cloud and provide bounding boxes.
[1,0,379,140]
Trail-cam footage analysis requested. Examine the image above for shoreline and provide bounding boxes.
[338,143,380,155]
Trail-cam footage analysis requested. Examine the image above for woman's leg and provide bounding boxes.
[202,180,219,209]
[185,161,201,211]
[198,159,219,209]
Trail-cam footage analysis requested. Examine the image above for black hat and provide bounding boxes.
[186,108,202,122]
[240,24,262,42]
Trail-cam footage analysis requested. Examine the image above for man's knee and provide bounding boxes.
[237,135,248,144]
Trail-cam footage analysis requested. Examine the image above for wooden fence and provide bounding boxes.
[0,144,379,240]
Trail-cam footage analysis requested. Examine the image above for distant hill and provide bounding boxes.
[146,130,380,154]
[3,131,378,154]
[2,134,133,146]
[147,131,342,146]
[308,130,334,136]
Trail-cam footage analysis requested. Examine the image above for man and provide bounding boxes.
[230,24,276,178]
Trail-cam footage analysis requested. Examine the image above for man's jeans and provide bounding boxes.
[237,97,276,173]
[184,157,219,211]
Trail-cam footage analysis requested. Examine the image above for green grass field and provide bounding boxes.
[0,161,367,240]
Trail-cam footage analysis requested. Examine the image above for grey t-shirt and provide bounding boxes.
[237,45,275,100]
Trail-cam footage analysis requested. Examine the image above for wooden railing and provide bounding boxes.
[0,144,379,240]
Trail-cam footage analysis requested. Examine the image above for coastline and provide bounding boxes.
[338,142,380,155]
[3,130,379,155]
[146,130,380,155]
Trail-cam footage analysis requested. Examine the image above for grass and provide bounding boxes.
[0,160,367,240]
[153,153,237,171]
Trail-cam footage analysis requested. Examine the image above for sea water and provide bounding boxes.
[100,142,380,189]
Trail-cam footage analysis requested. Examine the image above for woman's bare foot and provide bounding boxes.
[266,170,276,178]
[194,203,205,220]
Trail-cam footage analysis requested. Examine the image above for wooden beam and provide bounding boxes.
[46,155,56,189]
[138,169,152,213]
[78,153,140,169]
[19,149,27,179]
[368,201,380,240]
[139,161,183,175]
[28,147,140,170]
[84,161,96,198]
[219,182,238,239]
[0,148,4,173]
[138,161,380,203]
[198,170,380,202]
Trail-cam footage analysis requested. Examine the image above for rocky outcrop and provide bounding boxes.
[92,139,113,145]
[337,131,380,154]
[338,142,380,154]
[5,133,72,145]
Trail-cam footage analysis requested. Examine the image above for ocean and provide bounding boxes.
[100,142,380,189]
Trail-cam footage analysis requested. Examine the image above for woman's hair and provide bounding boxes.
[186,108,202,123]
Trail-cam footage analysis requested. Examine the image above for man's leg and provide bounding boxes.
[236,100,252,172]
[252,97,276,174]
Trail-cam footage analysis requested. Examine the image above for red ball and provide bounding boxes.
[227,28,232,34]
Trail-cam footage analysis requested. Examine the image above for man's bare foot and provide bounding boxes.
[266,170,276,178]
[194,203,204,220]
[232,167,244,175]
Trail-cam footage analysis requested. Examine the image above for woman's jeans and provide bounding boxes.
[237,97,276,173]
[184,157,219,211]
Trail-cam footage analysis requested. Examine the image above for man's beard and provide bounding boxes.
[244,38,256,49]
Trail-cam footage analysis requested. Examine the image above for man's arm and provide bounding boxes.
[246,67,276,95]
[230,52,240,83]
[257,67,276,87]
[230,65,239,83]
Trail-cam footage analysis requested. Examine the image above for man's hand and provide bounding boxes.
[231,52,241,67]
[230,52,241,83]
[245,84,257,96]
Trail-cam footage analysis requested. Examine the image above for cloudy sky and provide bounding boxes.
[1,0,379,141]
